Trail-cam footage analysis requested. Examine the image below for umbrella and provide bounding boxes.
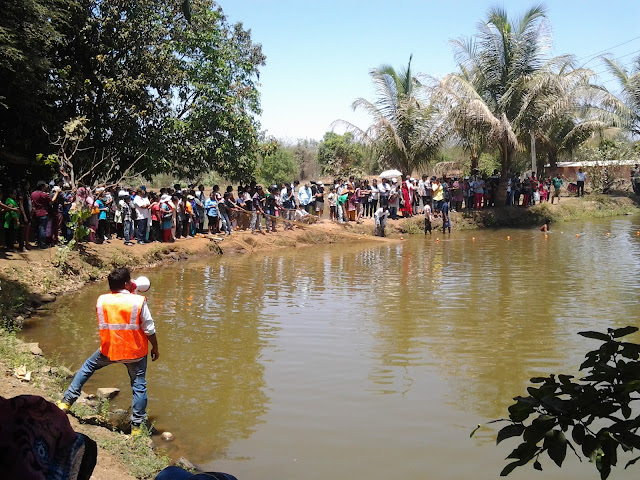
[379,169,402,179]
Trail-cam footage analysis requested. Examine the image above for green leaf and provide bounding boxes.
[582,435,599,459]
[497,424,525,444]
[548,431,567,467]
[625,455,640,469]
[572,424,585,445]
[578,331,611,341]
[611,326,638,338]
[533,459,542,471]
[500,460,524,477]
[558,374,574,385]
[470,424,482,438]
[622,403,632,419]
[596,451,611,480]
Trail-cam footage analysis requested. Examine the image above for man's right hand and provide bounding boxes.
[151,347,159,361]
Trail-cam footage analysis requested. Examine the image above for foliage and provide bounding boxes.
[338,56,444,176]
[488,327,640,479]
[289,139,320,181]
[573,139,639,193]
[316,132,367,178]
[602,55,640,136]
[2,0,265,183]
[258,148,298,186]
[0,0,80,156]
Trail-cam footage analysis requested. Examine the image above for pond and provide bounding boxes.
[22,216,640,480]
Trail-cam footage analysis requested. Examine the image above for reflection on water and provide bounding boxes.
[23,216,640,479]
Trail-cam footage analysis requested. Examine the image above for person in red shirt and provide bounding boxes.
[149,192,161,242]
[30,181,58,248]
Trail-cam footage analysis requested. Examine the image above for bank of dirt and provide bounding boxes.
[0,193,637,479]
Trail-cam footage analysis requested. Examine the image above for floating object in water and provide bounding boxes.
[400,236,404,240]
[637,231,640,236]
[606,233,610,237]
[436,238,440,242]
[133,276,150,292]
[576,234,580,238]
[544,234,548,239]
[506,236,510,240]
[472,237,476,241]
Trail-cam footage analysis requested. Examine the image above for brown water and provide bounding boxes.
[23,216,640,479]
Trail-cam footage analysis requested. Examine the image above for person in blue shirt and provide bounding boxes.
[95,190,110,244]
[204,192,219,234]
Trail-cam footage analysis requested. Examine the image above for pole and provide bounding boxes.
[530,131,536,175]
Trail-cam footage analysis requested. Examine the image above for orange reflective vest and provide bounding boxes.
[97,293,148,361]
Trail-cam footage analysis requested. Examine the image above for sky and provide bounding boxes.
[222,0,640,143]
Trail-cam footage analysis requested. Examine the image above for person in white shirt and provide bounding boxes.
[374,206,389,237]
[576,168,587,197]
[423,203,433,234]
[368,179,379,219]
[133,188,150,244]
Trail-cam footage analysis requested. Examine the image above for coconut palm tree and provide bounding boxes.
[335,56,444,177]
[517,61,626,167]
[446,4,552,177]
[602,56,640,136]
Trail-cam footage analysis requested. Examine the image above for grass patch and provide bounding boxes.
[97,424,170,479]
[0,274,30,322]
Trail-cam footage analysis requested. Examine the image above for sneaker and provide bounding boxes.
[57,400,71,413]
[130,423,143,436]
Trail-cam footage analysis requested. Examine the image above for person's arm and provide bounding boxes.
[147,334,159,361]
[140,301,159,361]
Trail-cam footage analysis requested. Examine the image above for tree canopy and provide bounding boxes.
[0,0,265,183]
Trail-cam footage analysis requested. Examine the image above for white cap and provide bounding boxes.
[133,276,150,292]
[392,177,398,183]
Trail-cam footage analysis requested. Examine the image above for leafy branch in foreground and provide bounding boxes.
[481,326,640,479]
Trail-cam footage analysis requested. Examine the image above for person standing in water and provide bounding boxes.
[57,268,160,435]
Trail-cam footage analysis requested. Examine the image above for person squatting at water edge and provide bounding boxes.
[57,267,160,436]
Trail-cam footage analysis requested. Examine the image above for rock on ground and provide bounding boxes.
[97,387,120,399]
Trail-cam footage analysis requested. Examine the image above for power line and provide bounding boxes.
[576,35,640,63]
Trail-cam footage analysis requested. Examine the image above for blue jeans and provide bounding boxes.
[136,218,147,243]
[124,220,134,242]
[220,211,231,234]
[63,350,148,425]
[37,215,49,247]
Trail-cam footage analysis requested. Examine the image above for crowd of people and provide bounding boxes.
[0,169,585,251]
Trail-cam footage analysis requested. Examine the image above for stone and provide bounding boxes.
[29,343,43,356]
[175,457,197,471]
[96,387,120,400]
[51,366,75,378]
[161,432,174,442]
[14,316,25,326]
[32,293,56,303]
[39,365,52,374]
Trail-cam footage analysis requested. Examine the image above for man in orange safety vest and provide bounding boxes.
[57,267,160,435]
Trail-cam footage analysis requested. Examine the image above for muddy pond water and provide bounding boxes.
[23,216,640,480]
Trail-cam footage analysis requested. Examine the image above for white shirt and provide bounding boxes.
[374,207,388,227]
[370,184,379,200]
[133,195,150,220]
[116,289,156,336]
[423,204,433,221]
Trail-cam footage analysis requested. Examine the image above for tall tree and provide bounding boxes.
[448,4,551,177]
[337,56,444,177]
[602,55,640,136]
[2,0,265,184]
